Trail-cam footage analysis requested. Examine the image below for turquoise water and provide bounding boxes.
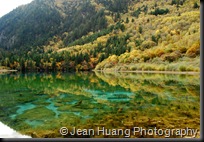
[10,103,36,119]
[0,72,200,138]
[45,98,60,117]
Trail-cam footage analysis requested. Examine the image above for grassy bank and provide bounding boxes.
[94,70,200,75]
[95,56,200,73]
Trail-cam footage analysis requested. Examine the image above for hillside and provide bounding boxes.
[0,0,200,72]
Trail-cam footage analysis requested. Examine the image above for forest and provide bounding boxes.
[0,0,200,72]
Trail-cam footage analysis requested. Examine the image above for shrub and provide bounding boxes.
[158,65,165,71]
[135,39,143,46]
[154,48,165,57]
[179,47,187,53]
[132,18,135,23]
[139,26,143,34]
[186,41,200,58]
[193,2,200,9]
[104,63,114,68]
[132,8,141,18]
[179,66,186,71]
[171,0,185,6]
[171,0,177,5]
[150,8,169,16]
[151,34,161,44]
[152,57,163,64]
[163,51,181,62]
[129,65,137,71]
[140,41,157,50]
[125,17,129,23]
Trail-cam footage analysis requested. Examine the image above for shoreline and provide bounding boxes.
[0,69,200,75]
[94,70,200,75]
[0,70,18,73]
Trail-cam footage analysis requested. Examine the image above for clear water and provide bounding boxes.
[45,98,60,117]
[10,103,36,119]
[0,72,200,138]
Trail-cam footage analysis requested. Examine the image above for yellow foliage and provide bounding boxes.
[96,35,109,44]
[105,16,115,25]
[131,50,140,55]
[186,41,200,57]
[155,30,160,35]
[90,58,97,63]
[109,55,118,64]
[127,42,136,49]
[154,48,165,57]
[55,0,200,72]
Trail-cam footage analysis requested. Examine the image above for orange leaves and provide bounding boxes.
[186,41,200,58]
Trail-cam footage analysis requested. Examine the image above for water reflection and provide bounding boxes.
[0,72,200,138]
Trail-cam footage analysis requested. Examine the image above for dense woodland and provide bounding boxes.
[0,0,200,72]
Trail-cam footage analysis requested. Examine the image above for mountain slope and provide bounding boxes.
[0,0,107,50]
[94,0,200,72]
[0,0,62,50]
[95,0,200,72]
[0,0,200,72]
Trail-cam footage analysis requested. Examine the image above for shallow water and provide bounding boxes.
[0,72,200,138]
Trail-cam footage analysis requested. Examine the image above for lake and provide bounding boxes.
[0,72,200,138]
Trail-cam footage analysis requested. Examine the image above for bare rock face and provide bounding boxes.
[0,32,5,43]
[0,32,8,48]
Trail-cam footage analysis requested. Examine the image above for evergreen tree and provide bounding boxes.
[193,2,199,9]
[126,17,129,23]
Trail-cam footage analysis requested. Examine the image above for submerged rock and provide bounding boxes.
[16,107,55,121]
[73,100,83,106]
